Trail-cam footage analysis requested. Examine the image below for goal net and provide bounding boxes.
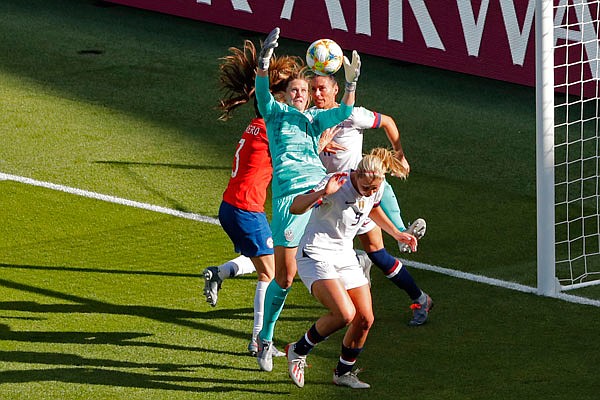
[537,0,600,294]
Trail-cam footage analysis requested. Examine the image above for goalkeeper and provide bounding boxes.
[253,27,361,373]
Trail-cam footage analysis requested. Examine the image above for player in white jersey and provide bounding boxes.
[313,74,412,234]
[284,148,417,389]
[311,74,433,326]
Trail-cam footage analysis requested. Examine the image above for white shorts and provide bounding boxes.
[296,253,369,294]
[357,217,376,236]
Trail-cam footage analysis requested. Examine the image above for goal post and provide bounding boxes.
[536,0,600,295]
[536,0,557,296]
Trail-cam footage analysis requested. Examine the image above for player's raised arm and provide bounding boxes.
[290,173,348,215]
[380,114,410,174]
[256,27,279,77]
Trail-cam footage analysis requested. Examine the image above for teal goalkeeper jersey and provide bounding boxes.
[255,74,353,198]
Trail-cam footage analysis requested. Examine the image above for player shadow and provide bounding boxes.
[93,160,229,171]
[0,345,262,372]
[0,321,253,357]
[0,365,287,394]
[0,322,227,354]
[0,347,202,372]
[0,277,321,341]
[0,262,201,279]
[0,270,311,394]
[0,264,323,321]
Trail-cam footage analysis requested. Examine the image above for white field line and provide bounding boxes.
[402,259,600,307]
[2,171,599,308]
[0,172,220,225]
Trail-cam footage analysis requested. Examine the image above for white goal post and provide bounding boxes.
[536,0,600,295]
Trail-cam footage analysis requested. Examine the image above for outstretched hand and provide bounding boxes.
[258,27,280,71]
[343,50,361,90]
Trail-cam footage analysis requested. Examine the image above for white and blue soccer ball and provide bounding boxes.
[306,39,344,76]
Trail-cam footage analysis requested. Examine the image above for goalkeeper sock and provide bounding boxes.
[258,280,290,342]
[379,180,406,231]
[368,248,422,300]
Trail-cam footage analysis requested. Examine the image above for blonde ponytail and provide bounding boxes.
[356,148,409,180]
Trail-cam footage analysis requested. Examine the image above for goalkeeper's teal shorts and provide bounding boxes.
[270,194,311,247]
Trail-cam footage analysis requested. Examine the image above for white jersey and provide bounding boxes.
[298,171,384,265]
[317,106,381,173]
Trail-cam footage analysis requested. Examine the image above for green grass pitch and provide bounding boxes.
[0,0,599,399]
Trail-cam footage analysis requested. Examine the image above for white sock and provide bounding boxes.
[252,280,269,339]
[218,255,256,280]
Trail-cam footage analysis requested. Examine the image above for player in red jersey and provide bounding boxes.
[222,119,271,214]
[202,40,304,356]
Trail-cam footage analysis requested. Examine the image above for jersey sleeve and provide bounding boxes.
[311,173,332,192]
[350,107,381,130]
[313,101,353,135]
[255,74,275,119]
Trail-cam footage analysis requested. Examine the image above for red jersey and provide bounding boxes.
[222,118,272,212]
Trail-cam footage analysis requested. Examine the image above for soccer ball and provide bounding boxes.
[306,39,344,76]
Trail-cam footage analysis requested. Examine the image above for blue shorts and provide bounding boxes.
[270,194,311,247]
[218,201,274,257]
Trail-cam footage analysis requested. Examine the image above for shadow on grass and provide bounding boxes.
[0,277,321,340]
[0,348,200,372]
[0,347,263,372]
[93,160,230,170]
[0,275,302,393]
[0,321,247,357]
[0,264,322,316]
[0,262,202,278]
[0,294,240,341]
[0,366,287,394]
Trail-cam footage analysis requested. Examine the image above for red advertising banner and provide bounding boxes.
[107,0,599,97]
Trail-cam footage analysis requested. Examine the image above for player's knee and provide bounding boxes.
[257,270,274,282]
[358,312,374,331]
[275,275,294,289]
[339,304,357,326]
